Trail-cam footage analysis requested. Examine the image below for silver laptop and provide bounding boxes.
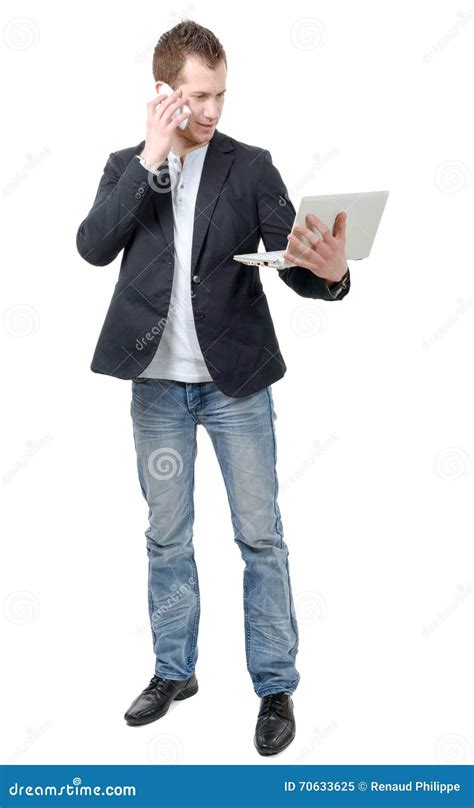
[234,190,389,268]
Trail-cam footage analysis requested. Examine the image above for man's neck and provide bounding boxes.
[170,138,210,165]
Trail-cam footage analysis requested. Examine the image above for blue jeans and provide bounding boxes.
[130,379,300,698]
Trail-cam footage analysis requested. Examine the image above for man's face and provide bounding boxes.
[157,56,227,146]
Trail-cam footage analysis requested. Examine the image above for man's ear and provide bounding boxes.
[155,80,164,94]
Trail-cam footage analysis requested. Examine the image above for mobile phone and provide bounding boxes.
[157,83,191,130]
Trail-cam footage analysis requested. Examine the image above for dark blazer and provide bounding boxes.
[76,129,350,398]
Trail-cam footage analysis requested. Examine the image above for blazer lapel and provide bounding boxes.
[138,130,235,269]
[190,130,234,276]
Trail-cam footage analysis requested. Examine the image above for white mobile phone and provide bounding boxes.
[158,83,191,130]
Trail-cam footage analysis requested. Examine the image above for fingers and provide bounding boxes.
[285,236,327,266]
[147,90,184,122]
[306,214,331,240]
[333,211,347,238]
[303,214,335,250]
[149,89,182,107]
[160,99,188,127]
[147,92,176,116]
[282,249,325,272]
[289,226,332,260]
[305,212,347,243]
[284,212,348,274]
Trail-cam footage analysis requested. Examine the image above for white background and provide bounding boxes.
[1,0,473,766]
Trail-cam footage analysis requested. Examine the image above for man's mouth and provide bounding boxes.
[197,122,215,129]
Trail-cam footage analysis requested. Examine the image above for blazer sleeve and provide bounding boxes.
[256,149,350,300]
[76,152,156,266]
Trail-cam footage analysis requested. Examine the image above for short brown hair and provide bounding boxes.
[152,20,227,86]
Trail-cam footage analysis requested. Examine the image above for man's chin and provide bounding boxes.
[192,123,216,138]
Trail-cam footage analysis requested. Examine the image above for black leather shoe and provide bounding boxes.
[124,673,198,726]
[254,692,296,755]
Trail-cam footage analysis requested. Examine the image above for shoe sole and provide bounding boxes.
[254,731,295,756]
[125,682,199,726]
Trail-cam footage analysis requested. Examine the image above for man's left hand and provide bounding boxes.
[282,212,348,285]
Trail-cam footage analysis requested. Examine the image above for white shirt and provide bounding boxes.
[137,142,213,382]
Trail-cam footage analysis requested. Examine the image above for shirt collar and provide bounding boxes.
[169,142,209,166]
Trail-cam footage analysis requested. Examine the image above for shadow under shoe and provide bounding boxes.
[254,692,296,755]
[124,673,198,726]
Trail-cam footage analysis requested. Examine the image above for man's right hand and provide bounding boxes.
[139,89,190,169]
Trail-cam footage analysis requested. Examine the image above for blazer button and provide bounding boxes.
[191,292,196,298]
[195,310,205,318]
[134,192,141,199]
[192,275,201,283]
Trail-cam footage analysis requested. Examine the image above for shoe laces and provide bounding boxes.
[145,675,170,695]
[259,692,289,718]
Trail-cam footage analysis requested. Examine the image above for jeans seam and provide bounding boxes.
[258,686,295,697]
[186,430,200,672]
[265,386,300,664]
[243,571,252,677]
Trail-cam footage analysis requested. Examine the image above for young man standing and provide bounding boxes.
[76,20,350,756]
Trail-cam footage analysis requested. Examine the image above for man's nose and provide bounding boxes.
[203,101,219,120]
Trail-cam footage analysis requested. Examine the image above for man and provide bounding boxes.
[76,20,350,756]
